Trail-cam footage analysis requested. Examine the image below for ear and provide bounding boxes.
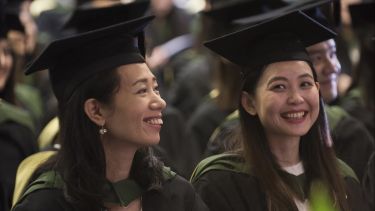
[241,91,257,116]
[315,81,320,91]
[84,98,107,126]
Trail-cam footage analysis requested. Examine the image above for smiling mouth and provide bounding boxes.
[281,111,307,120]
[144,117,163,125]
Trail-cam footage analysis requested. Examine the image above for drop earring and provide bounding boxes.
[99,123,108,135]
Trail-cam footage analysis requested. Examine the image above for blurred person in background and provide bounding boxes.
[0,4,37,210]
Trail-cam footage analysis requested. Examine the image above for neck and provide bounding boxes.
[103,137,138,183]
[267,135,301,167]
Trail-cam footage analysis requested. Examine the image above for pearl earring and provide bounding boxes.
[99,124,108,135]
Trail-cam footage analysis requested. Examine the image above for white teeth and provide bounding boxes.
[285,112,304,119]
[146,118,163,125]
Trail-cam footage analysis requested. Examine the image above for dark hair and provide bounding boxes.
[238,61,350,211]
[36,66,164,210]
[0,41,16,104]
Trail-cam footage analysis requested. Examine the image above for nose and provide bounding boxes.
[150,94,167,111]
[287,90,304,105]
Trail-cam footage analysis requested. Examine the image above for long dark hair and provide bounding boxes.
[36,66,164,210]
[238,61,350,211]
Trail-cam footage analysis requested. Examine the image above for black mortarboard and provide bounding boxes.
[233,0,335,26]
[204,11,336,71]
[25,16,154,103]
[201,0,287,42]
[203,0,286,23]
[0,1,5,38]
[63,0,150,33]
[349,2,375,28]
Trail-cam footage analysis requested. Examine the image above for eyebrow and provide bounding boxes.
[267,73,314,86]
[132,77,157,86]
[267,76,287,86]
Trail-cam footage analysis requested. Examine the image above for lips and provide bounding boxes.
[144,116,163,126]
[281,111,307,120]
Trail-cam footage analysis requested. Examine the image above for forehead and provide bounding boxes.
[117,63,155,84]
[260,60,313,81]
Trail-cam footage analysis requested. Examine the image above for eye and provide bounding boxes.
[137,88,147,94]
[270,84,286,91]
[153,85,160,95]
[300,81,314,88]
[311,54,323,64]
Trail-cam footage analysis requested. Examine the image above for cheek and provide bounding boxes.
[309,91,321,120]
[0,56,12,70]
[256,95,280,119]
[106,105,133,129]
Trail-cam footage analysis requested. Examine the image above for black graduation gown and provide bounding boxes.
[12,175,208,211]
[157,106,197,179]
[326,106,375,181]
[0,102,37,211]
[191,154,371,211]
[186,98,232,158]
[363,152,375,210]
[168,52,211,119]
[337,88,374,138]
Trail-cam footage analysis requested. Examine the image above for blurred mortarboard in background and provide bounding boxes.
[303,0,341,29]
[349,1,375,28]
[63,0,150,33]
[204,10,336,72]
[202,0,286,23]
[233,0,338,27]
[0,0,6,38]
[201,0,287,41]
[25,16,154,103]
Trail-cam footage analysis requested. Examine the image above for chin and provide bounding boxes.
[143,137,160,146]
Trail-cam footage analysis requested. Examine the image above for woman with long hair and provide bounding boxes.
[12,16,208,211]
[191,11,370,211]
[1,11,37,211]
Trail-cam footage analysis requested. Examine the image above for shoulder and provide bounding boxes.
[190,153,249,183]
[13,171,66,209]
[343,174,373,210]
[162,174,196,196]
[12,188,74,211]
[337,159,359,181]
[0,100,35,132]
[324,105,349,130]
[144,174,209,211]
[158,166,200,199]
[192,169,265,211]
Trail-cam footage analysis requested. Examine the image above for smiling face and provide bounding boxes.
[0,39,13,91]
[102,63,166,146]
[306,39,341,104]
[242,60,320,141]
